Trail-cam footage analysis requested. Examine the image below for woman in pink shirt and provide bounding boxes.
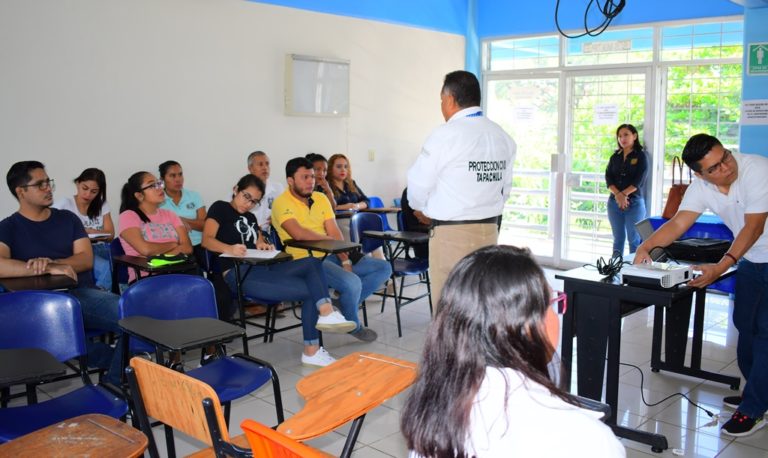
[118,171,193,282]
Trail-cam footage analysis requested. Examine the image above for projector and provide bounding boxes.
[621,262,694,289]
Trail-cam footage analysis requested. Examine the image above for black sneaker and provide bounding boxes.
[350,327,378,342]
[723,395,742,410]
[721,411,765,437]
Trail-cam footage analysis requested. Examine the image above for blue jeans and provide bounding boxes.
[323,255,392,332]
[224,257,331,346]
[733,259,768,418]
[92,243,112,291]
[607,195,646,255]
[68,287,122,385]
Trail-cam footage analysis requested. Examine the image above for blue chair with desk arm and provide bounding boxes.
[367,195,395,231]
[0,291,128,443]
[350,212,432,337]
[118,274,284,432]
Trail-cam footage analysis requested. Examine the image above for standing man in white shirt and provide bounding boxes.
[635,134,768,438]
[247,150,285,234]
[407,70,516,305]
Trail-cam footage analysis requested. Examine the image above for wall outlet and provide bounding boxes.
[368,149,375,161]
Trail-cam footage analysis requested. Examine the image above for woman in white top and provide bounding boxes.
[53,168,114,290]
[401,245,625,458]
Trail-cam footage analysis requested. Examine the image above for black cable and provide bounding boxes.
[555,0,626,39]
[583,253,629,277]
[619,361,716,418]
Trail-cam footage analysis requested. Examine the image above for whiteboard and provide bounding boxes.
[285,54,350,117]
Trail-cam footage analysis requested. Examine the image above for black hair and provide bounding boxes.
[442,70,481,108]
[682,133,723,173]
[401,245,574,458]
[305,153,328,164]
[233,174,265,198]
[158,160,181,179]
[6,160,45,199]
[74,168,108,219]
[119,171,152,223]
[615,124,643,154]
[285,157,314,178]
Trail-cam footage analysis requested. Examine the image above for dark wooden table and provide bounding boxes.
[555,266,739,452]
[0,413,147,457]
[111,254,198,293]
[283,239,361,259]
[0,348,67,389]
[119,316,245,366]
[0,275,77,292]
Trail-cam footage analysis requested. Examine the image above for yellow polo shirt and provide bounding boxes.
[271,189,335,259]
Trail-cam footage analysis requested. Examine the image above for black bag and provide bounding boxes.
[664,238,731,263]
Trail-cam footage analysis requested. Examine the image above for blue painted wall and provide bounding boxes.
[740,6,768,156]
[477,0,743,39]
[248,0,468,35]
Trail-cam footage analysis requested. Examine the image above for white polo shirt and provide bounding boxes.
[251,179,285,231]
[679,152,768,263]
[407,106,516,221]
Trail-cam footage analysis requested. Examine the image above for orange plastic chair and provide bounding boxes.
[240,419,333,458]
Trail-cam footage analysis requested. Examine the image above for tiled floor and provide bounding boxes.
[17,269,768,457]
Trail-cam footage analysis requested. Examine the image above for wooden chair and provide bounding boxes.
[126,357,251,458]
[240,419,333,458]
[278,352,418,457]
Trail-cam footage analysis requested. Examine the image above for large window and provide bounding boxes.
[484,18,743,267]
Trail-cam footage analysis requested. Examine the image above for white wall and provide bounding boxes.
[0,0,464,218]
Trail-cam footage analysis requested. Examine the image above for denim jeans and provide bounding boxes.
[68,287,122,385]
[323,255,392,332]
[224,257,331,346]
[92,242,112,291]
[733,259,768,418]
[607,195,646,255]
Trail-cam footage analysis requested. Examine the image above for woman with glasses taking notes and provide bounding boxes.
[202,174,356,367]
[118,171,193,283]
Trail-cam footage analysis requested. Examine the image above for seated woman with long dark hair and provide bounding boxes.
[118,171,193,283]
[202,174,356,367]
[401,245,625,457]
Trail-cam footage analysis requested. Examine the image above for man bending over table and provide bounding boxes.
[634,134,768,438]
[0,161,122,385]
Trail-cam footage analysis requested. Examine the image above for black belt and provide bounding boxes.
[431,216,500,226]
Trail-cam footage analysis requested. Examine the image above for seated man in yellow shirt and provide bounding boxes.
[272,157,391,347]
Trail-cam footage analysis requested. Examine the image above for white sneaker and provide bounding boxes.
[315,311,357,333]
[301,347,336,368]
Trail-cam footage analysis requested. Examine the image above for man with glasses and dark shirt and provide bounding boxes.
[0,161,122,384]
[634,134,768,437]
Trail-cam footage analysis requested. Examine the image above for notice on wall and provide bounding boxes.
[513,105,535,124]
[593,104,619,126]
[747,43,768,76]
[741,99,768,125]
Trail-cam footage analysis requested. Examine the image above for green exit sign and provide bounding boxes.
[748,43,768,76]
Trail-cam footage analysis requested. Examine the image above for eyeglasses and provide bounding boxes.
[20,178,55,191]
[704,149,733,175]
[140,181,165,191]
[240,191,261,207]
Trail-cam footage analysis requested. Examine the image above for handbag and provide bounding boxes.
[661,156,692,219]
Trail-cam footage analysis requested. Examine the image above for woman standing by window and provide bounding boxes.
[605,124,648,256]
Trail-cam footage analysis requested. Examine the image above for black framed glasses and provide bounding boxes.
[140,181,165,191]
[704,149,733,175]
[240,191,261,207]
[20,178,55,191]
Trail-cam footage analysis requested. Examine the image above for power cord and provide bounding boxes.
[619,361,717,419]
[555,0,626,39]
[584,253,629,277]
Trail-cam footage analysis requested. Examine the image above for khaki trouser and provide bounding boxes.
[429,223,498,309]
